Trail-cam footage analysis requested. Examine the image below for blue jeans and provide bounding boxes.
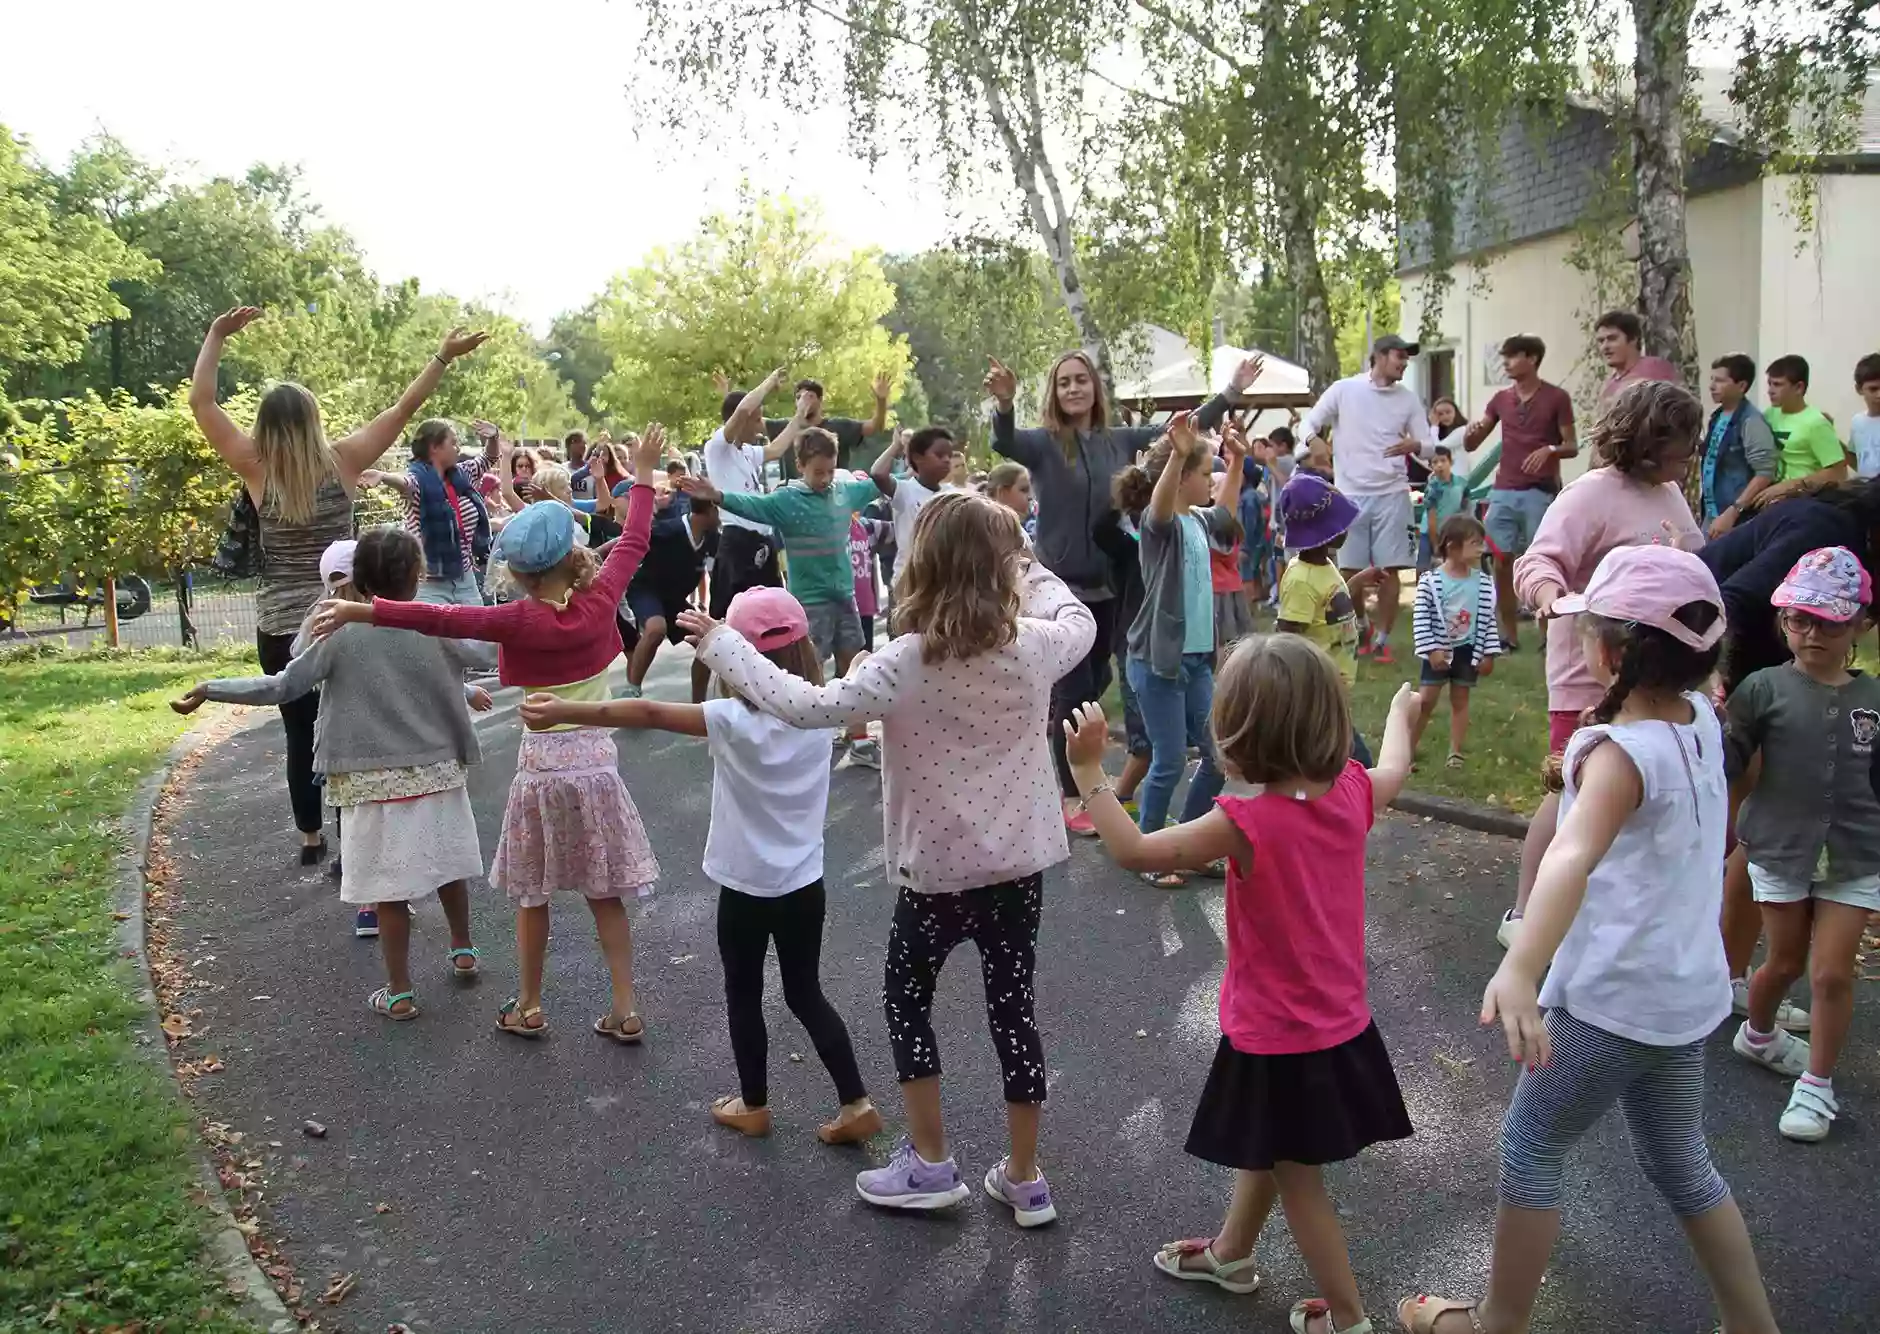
[418,568,484,606]
[1128,653,1224,833]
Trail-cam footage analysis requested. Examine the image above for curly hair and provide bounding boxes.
[351,525,424,601]
[891,491,1026,663]
[1111,435,1207,516]
[1590,380,1703,478]
[490,537,601,604]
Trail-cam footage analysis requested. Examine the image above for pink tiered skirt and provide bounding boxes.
[491,729,659,908]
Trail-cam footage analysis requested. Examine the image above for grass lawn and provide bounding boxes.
[0,641,259,1333]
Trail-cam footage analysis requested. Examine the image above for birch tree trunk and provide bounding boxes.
[1631,0,1699,385]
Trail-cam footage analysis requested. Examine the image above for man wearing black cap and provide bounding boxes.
[1297,333,1435,665]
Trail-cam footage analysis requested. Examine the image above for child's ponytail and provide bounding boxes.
[1585,601,1723,725]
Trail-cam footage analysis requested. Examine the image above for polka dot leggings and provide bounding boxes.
[882,873,1045,1104]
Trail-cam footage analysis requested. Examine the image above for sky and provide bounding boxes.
[4,0,1003,332]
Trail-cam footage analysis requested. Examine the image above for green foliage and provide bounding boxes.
[545,300,614,423]
[593,192,911,444]
[0,127,156,372]
[881,237,1072,443]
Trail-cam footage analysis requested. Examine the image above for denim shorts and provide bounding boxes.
[804,596,866,660]
[1484,488,1554,557]
[1748,861,1880,912]
[1419,643,1478,686]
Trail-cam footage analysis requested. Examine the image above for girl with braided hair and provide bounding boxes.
[1401,544,1778,1334]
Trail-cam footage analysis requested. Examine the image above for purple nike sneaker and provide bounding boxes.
[984,1159,1057,1227]
[855,1140,970,1212]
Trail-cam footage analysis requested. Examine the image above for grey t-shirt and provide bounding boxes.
[1726,664,1880,883]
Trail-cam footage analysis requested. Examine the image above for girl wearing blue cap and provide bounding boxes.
[315,429,669,1044]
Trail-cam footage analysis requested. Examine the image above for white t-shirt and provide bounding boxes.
[1298,372,1436,497]
[702,427,775,538]
[1851,413,1880,480]
[1537,693,1731,1046]
[701,697,834,896]
[890,475,944,555]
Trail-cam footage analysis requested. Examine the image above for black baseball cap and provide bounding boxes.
[1370,333,1420,358]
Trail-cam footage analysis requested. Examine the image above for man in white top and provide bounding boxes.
[1299,333,1436,664]
[698,367,806,698]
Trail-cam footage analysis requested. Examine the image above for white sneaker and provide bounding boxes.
[1729,976,1811,1032]
[1778,1079,1838,1142]
[1732,1022,1811,1077]
[1496,910,1521,950]
[847,737,883,769]
[616,683,643,700]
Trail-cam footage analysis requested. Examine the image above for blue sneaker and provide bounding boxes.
[855,1140,969,1212]
[354,909,379,939]
[983,1159,1057,1227]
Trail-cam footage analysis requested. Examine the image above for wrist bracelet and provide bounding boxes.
[1082,781,1115,802]
[432,353,449,368]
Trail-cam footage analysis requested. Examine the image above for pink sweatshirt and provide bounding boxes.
[696,560,1097,893]
[1512,465,1701,711]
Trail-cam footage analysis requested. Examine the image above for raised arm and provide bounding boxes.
[863,370,892,439]
[1213,420,1249,511]
[869,432,906,498]
[189,308,265,488]
[985,356,1047,467]
[1150,411,1203,523]
[729,368,786,441]
[762,411,807,464]
[692,619,909,729]
[590,428,667,605]
[330,327,490,480]
[1197,355,1266,432]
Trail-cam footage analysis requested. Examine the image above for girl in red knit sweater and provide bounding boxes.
[314,428,667,1043]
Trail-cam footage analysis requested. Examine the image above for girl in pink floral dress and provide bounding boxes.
[315,429,667,1044]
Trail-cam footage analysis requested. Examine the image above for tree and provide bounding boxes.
[591,193,911,444]
[544,300,613,422]
[632,0,1165,395]
[0,127,154,384]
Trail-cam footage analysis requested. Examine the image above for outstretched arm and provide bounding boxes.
[190,308,265,488]
[1062,703,1246,871]
[330,327,490,480]
[686,613,908,729]
[1367,684,1420,810]
[519,694,708,736]
[175,633,336,710]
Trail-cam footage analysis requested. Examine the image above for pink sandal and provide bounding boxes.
[1150,1237,1260,1294]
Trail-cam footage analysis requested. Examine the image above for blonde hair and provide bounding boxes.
[487,543,601,605]
[533,462,573,504]
[985,461,1030,494]
[891,491,1025,663]
[1211,634,1352,784]
[1041,350,1111,458]
[254,382,338,524]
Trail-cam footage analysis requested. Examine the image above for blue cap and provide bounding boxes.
[491,501,575,574]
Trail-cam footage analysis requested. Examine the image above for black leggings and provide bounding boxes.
[717,881,866,1109]
[1048,597,1117,798]
[257,630,323,835]
[882,874,1045,1103]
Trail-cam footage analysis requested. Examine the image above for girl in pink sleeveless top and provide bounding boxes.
[1063,634,1422,1334]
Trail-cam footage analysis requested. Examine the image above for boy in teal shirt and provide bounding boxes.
[680,426,882,764]
[1418,445,1467,572]
[1762,354,1848,503]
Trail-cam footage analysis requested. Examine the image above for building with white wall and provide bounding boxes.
[1398,74,1880,478]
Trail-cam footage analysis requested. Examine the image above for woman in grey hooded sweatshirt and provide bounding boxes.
[986,348,1265,830]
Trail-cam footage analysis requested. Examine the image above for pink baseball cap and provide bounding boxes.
[1550,544,1725,649]
[725,586,810,651]
[1772,545,1872,622]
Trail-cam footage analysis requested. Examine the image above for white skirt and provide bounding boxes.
[338,785,484,905]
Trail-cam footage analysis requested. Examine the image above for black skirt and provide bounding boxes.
[1185,1022,1413,1171]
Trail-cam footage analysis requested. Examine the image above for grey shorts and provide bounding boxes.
[804,597,866,661]
[1336,491,1415,571]
[1747,861,1880,912]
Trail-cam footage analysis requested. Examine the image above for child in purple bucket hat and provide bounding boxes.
[1275,473,1390,763]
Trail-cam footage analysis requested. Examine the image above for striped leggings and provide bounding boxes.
[1499,1008,1730,1217]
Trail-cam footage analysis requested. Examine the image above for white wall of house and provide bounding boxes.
[1401,174,1875,479]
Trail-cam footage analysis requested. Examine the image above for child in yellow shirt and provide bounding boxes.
[1276,473,1387,763]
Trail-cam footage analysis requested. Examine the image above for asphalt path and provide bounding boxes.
[162,647,1877,1332]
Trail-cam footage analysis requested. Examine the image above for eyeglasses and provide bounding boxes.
[1779,608,1852,636]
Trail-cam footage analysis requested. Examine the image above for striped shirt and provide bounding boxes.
[1411,565,1501,661]
[257,476,353,636]
[399,457,490,574]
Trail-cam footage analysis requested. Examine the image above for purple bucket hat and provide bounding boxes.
[1279,473,1359,551]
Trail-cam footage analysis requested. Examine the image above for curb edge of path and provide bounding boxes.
[1105,723,1530,840]
[115,720,299,1334]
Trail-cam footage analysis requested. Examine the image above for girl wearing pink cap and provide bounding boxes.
[1726,545,1880,1143]
[520,586,882,1146]
[1402,544,1777,1334]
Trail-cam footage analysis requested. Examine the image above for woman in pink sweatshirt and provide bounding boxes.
[1501,381,1704,944]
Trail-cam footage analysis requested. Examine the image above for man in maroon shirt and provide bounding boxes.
[1464,334,1579,649]
[1594,308,1681,412]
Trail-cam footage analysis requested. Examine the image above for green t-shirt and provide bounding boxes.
[1766,404,1844,482]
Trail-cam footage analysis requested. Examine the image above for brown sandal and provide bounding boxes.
[817,1103,884,1145]
[495,998,547,1039]
[593,1012,645,1045]
[710,1095,771,1137]
[1396,1295,1483,1333]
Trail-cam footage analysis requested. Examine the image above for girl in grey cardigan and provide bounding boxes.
[985,349,1266,831]
[1108,412,1248,885]
[175,527,495,1021]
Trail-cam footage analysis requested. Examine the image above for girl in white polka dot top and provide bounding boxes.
[681,490,1096,1227]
